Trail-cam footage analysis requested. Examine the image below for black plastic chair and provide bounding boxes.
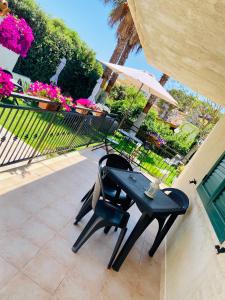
[72,163,130,269]
[148,188,189,257]
[74,154,134,225]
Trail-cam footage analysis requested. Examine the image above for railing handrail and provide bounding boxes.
[11,92,55,104]
[10,92,117,117]
[0,95,117,169]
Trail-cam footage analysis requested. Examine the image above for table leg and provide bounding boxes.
[112,213,154,272]
[149,215,177,257]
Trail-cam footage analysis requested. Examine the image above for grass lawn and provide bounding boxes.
[0,98,98,156]
[0,98,180,185]
[112,133,181,186]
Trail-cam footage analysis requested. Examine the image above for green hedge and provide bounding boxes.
[9,0,103,99]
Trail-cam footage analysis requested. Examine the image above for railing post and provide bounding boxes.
[87,114,108,147]
[28,112,57,164]
[68,115,87,149]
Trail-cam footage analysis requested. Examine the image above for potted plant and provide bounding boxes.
[146,132,166,148]
[0,68,14,99]
[75,98,94,115]
[27,81,74,112]
[0,14,34,71]
[92,103,111,117]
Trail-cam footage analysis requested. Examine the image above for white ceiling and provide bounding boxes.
[128,0,225,107]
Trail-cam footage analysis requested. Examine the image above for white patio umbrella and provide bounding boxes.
[101,62,177,106]
[101,61,177,128]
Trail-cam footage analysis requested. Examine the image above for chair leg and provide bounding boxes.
[81,185,94,202]
[104,225,112,234]
[74,195,92,225]
[72,214,107,253]
[108,227,127,269]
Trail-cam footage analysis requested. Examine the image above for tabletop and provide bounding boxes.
[107,168,182,215]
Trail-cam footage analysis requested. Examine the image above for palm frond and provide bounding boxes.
[103,0,126,7]
[108,2,128,27]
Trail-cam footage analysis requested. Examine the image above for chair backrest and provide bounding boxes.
[162,188,189,212]
[100,154,133,171]
[91,172,103,209]
[99,154,133,189]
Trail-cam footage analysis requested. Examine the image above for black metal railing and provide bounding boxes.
[0,94,117,168]
[111,133,184,186]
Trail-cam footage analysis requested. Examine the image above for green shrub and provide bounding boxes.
[9,0,103,99]
[107,85,195,155]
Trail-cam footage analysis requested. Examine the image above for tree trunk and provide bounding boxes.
[105,42,132,93]
[143,73,170,113]
[101,38,127,88]
[130,73,169,136]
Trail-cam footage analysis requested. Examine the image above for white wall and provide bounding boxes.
[164,115,225,300]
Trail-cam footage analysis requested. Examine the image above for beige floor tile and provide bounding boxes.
[0,257,18,289]
[0,232,39,269]
[0,183,56,215]
[40,235,78,269]
[0,204,30,232]
[58,220,83,245]
[52,257,105,300]
[19,217,56,247]
[48,200,76,219]
[99,274,137,300]
[0,149,161,300]
[51,271,99,300]
[0,273,51,300]
[23,252,68,294]
[36,207,70,232]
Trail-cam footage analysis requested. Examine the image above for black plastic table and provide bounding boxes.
[106,168,186,271]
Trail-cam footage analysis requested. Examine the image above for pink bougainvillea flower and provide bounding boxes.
[75,98,94,108]
[27,81,74,112]
[0,14,34,57]
[0,68,14,98]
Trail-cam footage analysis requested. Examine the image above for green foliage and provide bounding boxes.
[9,0,103,99]
[107,84,223,155]
[168,89,197,113]
[107,84,147,120]
[107,84,198,154]
[109,85,127,100]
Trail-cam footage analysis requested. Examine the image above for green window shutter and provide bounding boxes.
[197,154,225,243]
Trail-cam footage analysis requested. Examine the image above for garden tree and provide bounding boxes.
[9,0,102,99]
[108,85,223,155]
[105,29,141,93]
[188,99,221,138]
[107,84,147,122]
[130,73,170,135]
[110,84,127,100]
[181,99,222,163]
[101,0,141,90]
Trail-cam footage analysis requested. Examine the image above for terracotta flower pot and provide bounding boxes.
[38,101,60,111]
[75,105,89,115]
[92,111,104,117]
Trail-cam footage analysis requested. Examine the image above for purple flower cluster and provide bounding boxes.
[0,14,34,57]
[0,68,14,98]
[148,132,166,147]
[27,81,74,112]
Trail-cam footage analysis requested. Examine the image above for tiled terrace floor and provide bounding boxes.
[0,149,164,300]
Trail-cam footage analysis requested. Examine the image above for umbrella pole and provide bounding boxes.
[118,83,144,129]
